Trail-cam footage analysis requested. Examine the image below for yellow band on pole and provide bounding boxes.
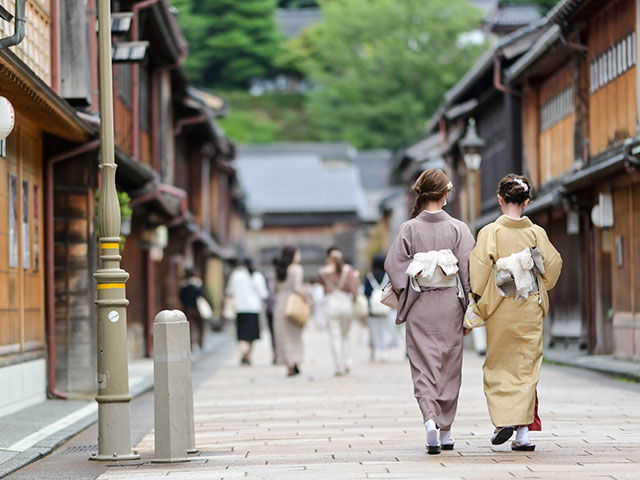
[97,283,126,290]
[101,243,120,249]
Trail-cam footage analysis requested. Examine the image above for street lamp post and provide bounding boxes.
[90,0,140,461]
[460,118,486,355]
[460,118,485,237]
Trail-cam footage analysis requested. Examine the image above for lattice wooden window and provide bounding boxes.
[590,32,636,94]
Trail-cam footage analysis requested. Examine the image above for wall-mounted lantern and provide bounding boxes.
[0,96,15,141]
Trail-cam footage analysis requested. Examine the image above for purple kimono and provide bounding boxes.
[385,210,475,428]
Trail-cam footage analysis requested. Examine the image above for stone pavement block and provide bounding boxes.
[92,323,640,480]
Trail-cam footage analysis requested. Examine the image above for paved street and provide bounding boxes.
[9,322,640,480]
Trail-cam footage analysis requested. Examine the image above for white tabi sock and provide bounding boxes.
[516,426,530,444]
[425,419,438,446]
[439,429,452,446]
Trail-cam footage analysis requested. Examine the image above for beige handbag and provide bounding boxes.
[285,292,311,327]
[380,283,398,309]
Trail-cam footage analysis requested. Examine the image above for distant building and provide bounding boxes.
[236,143,366,277]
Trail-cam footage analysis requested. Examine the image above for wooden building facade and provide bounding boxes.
[423,0,640,360]
[0,0,241,414]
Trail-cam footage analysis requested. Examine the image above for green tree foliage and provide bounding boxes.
[173,0,281,87]
[292,0,486,150]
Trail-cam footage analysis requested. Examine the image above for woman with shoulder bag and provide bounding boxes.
[319,246,361,376]
[273,246,307,377]
[385,169,475,454]
[469,174,562,451]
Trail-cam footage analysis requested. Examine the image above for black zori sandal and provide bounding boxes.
[491,426,515,445]
[426,444,441,455]
[511,441,535,451]
[441,443,454,451]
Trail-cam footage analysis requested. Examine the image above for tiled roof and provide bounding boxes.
[235,152,366,217]
[238,142,357,161]
[276,8,322,38]
[490,4,542,27]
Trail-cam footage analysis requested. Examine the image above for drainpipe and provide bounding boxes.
[88,0,99,111]
[50,0,59,92]
[174,114,208,136]
[131,0,161,161]
[46,139,101,399]
[0,0,25,49]
[493,53,520,97]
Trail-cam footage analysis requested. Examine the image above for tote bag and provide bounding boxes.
[285,292,311,327]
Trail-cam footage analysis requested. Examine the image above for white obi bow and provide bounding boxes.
[405,249,460,293]
[495,247,545,300]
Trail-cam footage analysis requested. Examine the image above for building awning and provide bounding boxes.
[0,49,94,143]
[115,147,157,192]
[563,152,637,192]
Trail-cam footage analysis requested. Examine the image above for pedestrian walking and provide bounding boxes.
[364,253,397,362]
[273,246,306,377]
[319,247,361,376]
[225,257,268,365]
[179,268,209,351]
[385,169,475,454]
[265,266,278,364]
[469,174,562,451]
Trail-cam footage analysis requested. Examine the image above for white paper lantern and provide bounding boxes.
[0,96,15,141]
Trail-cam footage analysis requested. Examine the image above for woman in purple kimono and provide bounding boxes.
[385,169,475,454]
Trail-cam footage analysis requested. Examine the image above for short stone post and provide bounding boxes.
[153,310,190,462]
[172,310,198,454]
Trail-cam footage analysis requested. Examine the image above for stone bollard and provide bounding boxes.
[152,310,192,462]
[172,310,198,454]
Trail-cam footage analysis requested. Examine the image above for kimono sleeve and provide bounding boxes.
[469,226,497,297]
[384,222,413,293]
[534,226,563,291]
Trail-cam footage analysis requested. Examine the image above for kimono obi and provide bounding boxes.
[405,249,463,298]
[494,247,545,301]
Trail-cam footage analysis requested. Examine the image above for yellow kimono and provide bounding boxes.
[469,215,562,428]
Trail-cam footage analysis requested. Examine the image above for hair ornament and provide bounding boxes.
[446,181,453,191]
[513,177,528,192]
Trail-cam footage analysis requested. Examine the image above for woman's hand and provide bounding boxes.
[463,328,472,336]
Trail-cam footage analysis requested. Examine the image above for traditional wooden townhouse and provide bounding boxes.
[399,5,588,350]
[0,0,240,414]
[419,0,640,360]
[0,0,95,414]
[504,0,640,360]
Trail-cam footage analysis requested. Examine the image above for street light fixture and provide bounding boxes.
[460,118,485,236]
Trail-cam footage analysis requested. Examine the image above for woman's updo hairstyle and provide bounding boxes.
[497,174,531,205]
[410,169,451,219]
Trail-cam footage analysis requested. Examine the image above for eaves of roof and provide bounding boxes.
[505,24,562,83]
[444,20,546,105]
[545,0,587,26]
[149,1,188,64]
[0,49,95,142]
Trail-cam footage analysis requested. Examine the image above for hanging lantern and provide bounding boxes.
[0,96,15,141]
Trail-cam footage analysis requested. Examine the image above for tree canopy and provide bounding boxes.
[173,0,281,87]
[288,0,486,150]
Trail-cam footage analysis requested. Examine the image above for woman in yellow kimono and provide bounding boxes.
[469,174,562,451]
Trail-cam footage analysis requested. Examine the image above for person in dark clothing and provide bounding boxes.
[179,268,207,350]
